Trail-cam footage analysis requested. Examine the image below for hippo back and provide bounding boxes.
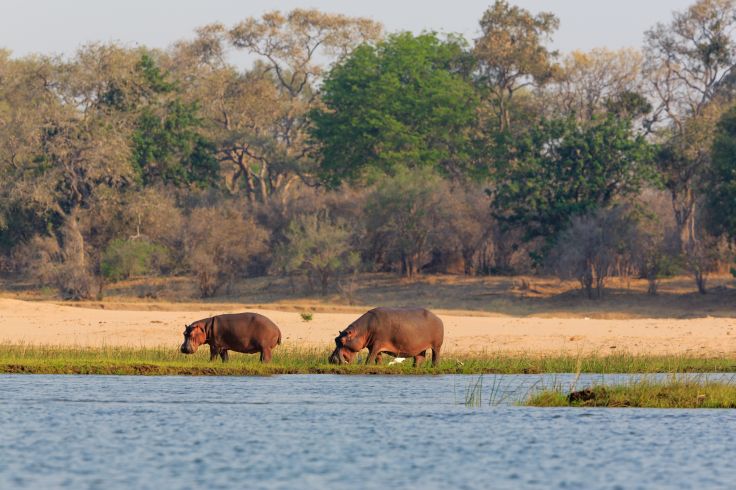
[214,313,282,349]
[363,307,443,350]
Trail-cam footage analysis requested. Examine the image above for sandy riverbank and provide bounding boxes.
[2,298,736,356]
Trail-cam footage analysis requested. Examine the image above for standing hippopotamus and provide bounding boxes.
[328,307,443,367]
[180,312,281,363]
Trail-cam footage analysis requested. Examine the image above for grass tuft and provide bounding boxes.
[525,375,736,408]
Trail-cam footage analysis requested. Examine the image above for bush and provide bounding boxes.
[185,204,269,297]
[14,233,97,300]
[630,190,679,295]
[363,167,449,277]
[101,239,170,282]
[548,205,638,299]
[273,212,359,295]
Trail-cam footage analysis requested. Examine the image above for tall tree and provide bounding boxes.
[311,32,478,186]
[176,10,382,203]
[0,45,136,297]
[644,0,736,249]
[706,103,736,241]
[473,0,559,132]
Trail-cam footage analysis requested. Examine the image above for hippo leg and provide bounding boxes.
[431,346,441,367]
[209,345,219,362]
[220,350,229,363]
[374,352,383,365]
[260,348,272,363]
[366,347,381,365]
[413,350,427,367]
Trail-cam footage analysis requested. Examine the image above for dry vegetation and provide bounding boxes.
[5,273,735,319]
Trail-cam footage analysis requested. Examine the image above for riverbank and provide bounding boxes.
[2,297,736,357]
[2,345,736,375]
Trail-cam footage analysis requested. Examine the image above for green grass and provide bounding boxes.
[2,344,736,376]
[525,376,736,408]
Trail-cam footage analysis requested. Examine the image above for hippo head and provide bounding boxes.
[180,322,207,354]
[328,327,364,364]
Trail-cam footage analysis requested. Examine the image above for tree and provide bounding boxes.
[0,45,136,298]
[311,32,478,185]
[176,10,382,203]
[706,104,736,241]
[473,0,559,132]
[544,48,649,123]
[492,115,653,258]
[644,0,736,249]
[130,54,219,189]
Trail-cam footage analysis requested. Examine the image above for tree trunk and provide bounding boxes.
[61,207,86,269]
[671,188,696,252]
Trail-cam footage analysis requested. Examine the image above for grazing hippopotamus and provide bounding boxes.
[180,312,281,363]
[328,307,443,367]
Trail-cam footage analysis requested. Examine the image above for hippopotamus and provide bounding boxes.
[328,307,443,367]
[180,312,281,363]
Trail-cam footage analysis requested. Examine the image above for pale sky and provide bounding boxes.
[2,0,695,60]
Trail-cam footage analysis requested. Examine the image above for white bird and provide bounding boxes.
[388,357,406,366]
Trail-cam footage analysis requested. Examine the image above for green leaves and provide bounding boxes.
[310,32,478,186]
[706,104,736,240]
[132,100,219,188]
[493,116,654,253]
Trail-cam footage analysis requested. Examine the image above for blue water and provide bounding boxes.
[1,374,735,489]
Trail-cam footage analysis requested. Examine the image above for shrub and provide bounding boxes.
[363,167,449,277]
[273,212,359,295]
[185,204,269,297]
[100,239,170,282]
[548,205,638,299]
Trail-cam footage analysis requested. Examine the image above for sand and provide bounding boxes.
[1,298,736,356]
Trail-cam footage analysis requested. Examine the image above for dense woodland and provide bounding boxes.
[2,0,736,299]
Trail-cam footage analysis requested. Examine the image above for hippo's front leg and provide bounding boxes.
[220,350,229,362]
[366,347,381,365]
[209,344,219,362]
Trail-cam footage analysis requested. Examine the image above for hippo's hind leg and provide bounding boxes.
[374,352,383,365]
[220,350,229,363]
[431,345,441,367]
[413,350,427,367]
[260,347,272,363]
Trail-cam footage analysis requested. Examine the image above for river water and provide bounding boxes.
[1,374,735,489]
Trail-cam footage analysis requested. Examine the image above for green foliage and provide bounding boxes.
[706,104,736,241]
[137,52,176,94]
[527,378,736,409]
[492,115,654,257]
[101,238,169,282]
[311,32,478,186]
[300,312,314,322]
[132,100,219,188]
